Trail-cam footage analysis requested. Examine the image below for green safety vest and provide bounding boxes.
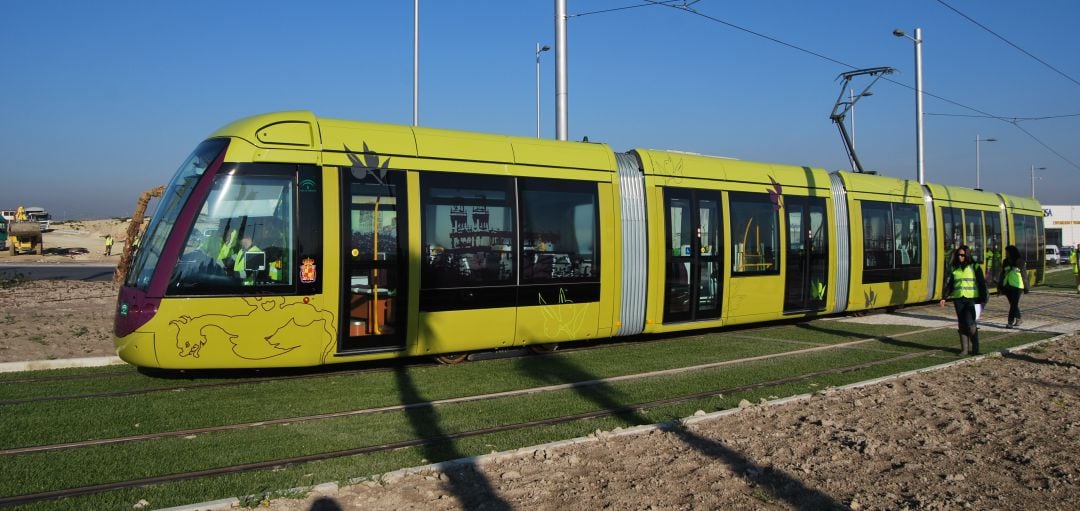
[217,230,238,261]
[950,265,978,299]
[1072,251,1079,274]
[1003,264,1024,289]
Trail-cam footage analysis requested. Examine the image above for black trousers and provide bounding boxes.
[953,297,978,333]
[1003,287,1023,324]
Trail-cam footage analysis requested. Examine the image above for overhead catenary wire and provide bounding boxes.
[624,1,1080,171]
[936,0,1080,90]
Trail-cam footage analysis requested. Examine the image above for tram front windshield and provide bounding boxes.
[125,138,229,291]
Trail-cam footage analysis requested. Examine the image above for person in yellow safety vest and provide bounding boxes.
[104,234,114,256]
[233,234,263,285]
[810,278,826,301]
[216,229,239,262]
[997,245,1029,328]
[1072,243,1080,294]
[14,206,27,221]
[939,245,988,356]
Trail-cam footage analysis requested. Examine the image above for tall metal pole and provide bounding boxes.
[914,28,925,184]
[975,135,996,190]
[555,0,569,141]
[849,89,856,150]
[1030,166,1046,198]
[976,135,982,189]
[536,44,548,138]
[413,0,419,126]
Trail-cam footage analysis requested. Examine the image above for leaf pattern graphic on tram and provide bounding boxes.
[345,143,391,184]
[538,288,590,339]
[768,176,783,212]
[169,297,336,362]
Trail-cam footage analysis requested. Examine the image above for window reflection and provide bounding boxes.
[169,172,294,294]
[729,192,779,275]
[519,179,598,283]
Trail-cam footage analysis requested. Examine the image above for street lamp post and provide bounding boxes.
[893,28,924,184]
[1031,166,1046,198]
[536,43,551,138]
[849,89,872,150]
[413,0,419,126]
[975,135,996,190]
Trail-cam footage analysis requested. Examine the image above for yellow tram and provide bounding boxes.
[114,112,1045,369]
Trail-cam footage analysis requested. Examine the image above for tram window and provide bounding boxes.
[128,138,228,291]
[894,204,921,268]
[729,192,779,276]
[941,207,963,257]
[168,173,295,294]
[1014,214,1040,273]
[862,202,893,271]
[861,200,921,283]
[984,212,1003,287]
[519,179,599,283]
[420,173,515,289]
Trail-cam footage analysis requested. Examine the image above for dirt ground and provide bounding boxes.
[1,221,1077,510]
[0,220,124,362]
[265,335,1078,511]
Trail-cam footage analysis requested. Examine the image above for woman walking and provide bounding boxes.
[940,245,988,356]
[998,245,1029,328]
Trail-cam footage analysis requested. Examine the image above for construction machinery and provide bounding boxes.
[8,221,43,255]
[7,207,43,256]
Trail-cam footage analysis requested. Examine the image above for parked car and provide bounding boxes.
[1059,246,1073,265]
[1046,245,1060,264]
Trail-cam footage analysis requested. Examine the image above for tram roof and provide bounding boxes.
[209,111,617,172]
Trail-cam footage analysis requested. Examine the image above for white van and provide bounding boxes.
[1046,245,1060,265]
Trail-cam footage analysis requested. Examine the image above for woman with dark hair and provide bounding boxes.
[939,245,989,355]
[998,245,1029,328]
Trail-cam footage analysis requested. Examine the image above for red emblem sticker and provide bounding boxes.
[300,258,317,283]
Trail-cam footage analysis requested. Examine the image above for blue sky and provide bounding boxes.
[2,1,1078,219]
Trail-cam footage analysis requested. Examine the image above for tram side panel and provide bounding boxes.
[835,172,930,313]
[1001,193,1047,286]
[633,149,836,331]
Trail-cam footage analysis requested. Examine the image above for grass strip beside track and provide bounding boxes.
[0,327,1054,507]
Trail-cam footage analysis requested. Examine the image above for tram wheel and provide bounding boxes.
[528,343,559,354]
[435,352,468,365]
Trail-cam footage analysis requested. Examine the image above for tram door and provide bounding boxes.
[340,168,407,352]
[663,189,723,323]
[783,197,828,313]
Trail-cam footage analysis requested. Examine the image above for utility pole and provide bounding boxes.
[555,0,568,141]
[413,0,419,126]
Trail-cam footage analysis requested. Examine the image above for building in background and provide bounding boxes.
[1043,205,1080,264]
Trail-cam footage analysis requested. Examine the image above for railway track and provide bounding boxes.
[0,324,971,456]
[0,340,1002,508]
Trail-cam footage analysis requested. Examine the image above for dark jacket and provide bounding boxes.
[942,262,989,305]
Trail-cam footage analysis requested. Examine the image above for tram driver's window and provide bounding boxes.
[168,172,295,294]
